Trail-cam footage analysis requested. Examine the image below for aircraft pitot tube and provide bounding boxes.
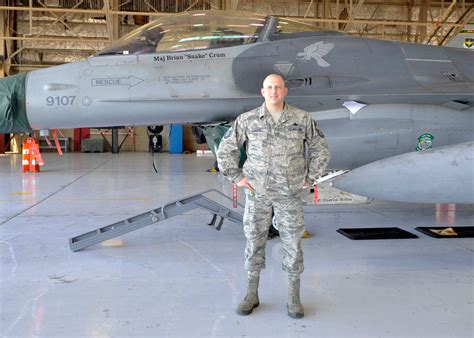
[331,142,474,204]
[0,73,32,134]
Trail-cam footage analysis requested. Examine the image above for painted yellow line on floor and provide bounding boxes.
[8,192,33,196]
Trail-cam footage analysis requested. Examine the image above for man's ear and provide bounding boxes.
[284,87,289,96]
[261,88,265,97]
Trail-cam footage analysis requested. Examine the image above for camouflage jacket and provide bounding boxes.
[217,103,330,196]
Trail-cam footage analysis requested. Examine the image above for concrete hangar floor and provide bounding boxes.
[0,152,473,338]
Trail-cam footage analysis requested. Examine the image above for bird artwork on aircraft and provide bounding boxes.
[296,41,334,67]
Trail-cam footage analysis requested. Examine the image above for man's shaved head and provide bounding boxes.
[261,73,288,111]
[262,74,286,88]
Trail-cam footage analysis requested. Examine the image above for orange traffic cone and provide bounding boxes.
[28,138,41,173]
[30,150,40,173]
[22,139,30,173]
[23,138,43,173]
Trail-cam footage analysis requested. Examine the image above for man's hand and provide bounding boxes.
[236,177,255,192]
[303,180,313,188]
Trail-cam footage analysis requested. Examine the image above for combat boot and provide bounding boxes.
[236,272,260,315]
[287,276,304,318]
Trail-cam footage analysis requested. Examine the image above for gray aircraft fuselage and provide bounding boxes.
[26,32,474,128]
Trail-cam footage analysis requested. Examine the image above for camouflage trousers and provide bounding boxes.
[243,190,305,275]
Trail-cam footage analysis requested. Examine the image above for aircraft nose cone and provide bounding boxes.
[0,72,31,133]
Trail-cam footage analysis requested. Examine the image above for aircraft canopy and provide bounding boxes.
[96,11,322,56]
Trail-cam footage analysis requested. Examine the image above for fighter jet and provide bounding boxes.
[1,10,473,203]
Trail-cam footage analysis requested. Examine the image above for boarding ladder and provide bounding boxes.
[69,189,243,252]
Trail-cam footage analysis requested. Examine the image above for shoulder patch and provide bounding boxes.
[312,120,325,138]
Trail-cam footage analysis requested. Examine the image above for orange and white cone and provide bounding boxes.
[23,138,43,173]
[22,140,30,173]
[28,138,42,172]
[30,155,40,172]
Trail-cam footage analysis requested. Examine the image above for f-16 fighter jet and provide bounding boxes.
[1,11,473,203]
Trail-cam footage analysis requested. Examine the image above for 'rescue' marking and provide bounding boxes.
[91,76,144,87]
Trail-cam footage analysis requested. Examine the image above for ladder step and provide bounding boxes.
[69,189,243,252]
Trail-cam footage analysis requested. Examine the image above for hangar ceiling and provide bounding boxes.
[1,0,473,76]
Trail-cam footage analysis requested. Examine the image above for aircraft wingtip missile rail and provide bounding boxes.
[331,142,474,204]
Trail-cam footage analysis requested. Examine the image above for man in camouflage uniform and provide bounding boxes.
[217,74,330,318]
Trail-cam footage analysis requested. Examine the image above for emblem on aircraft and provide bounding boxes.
[463,38,473,49]
[273,62,294,77]
[416,133,434,151]
[296,41,334,67]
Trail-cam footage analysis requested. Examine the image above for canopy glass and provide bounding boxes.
[96,11,327,56]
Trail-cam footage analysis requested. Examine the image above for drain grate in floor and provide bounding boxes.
[337,227,418,240]
[415,226,474,238]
